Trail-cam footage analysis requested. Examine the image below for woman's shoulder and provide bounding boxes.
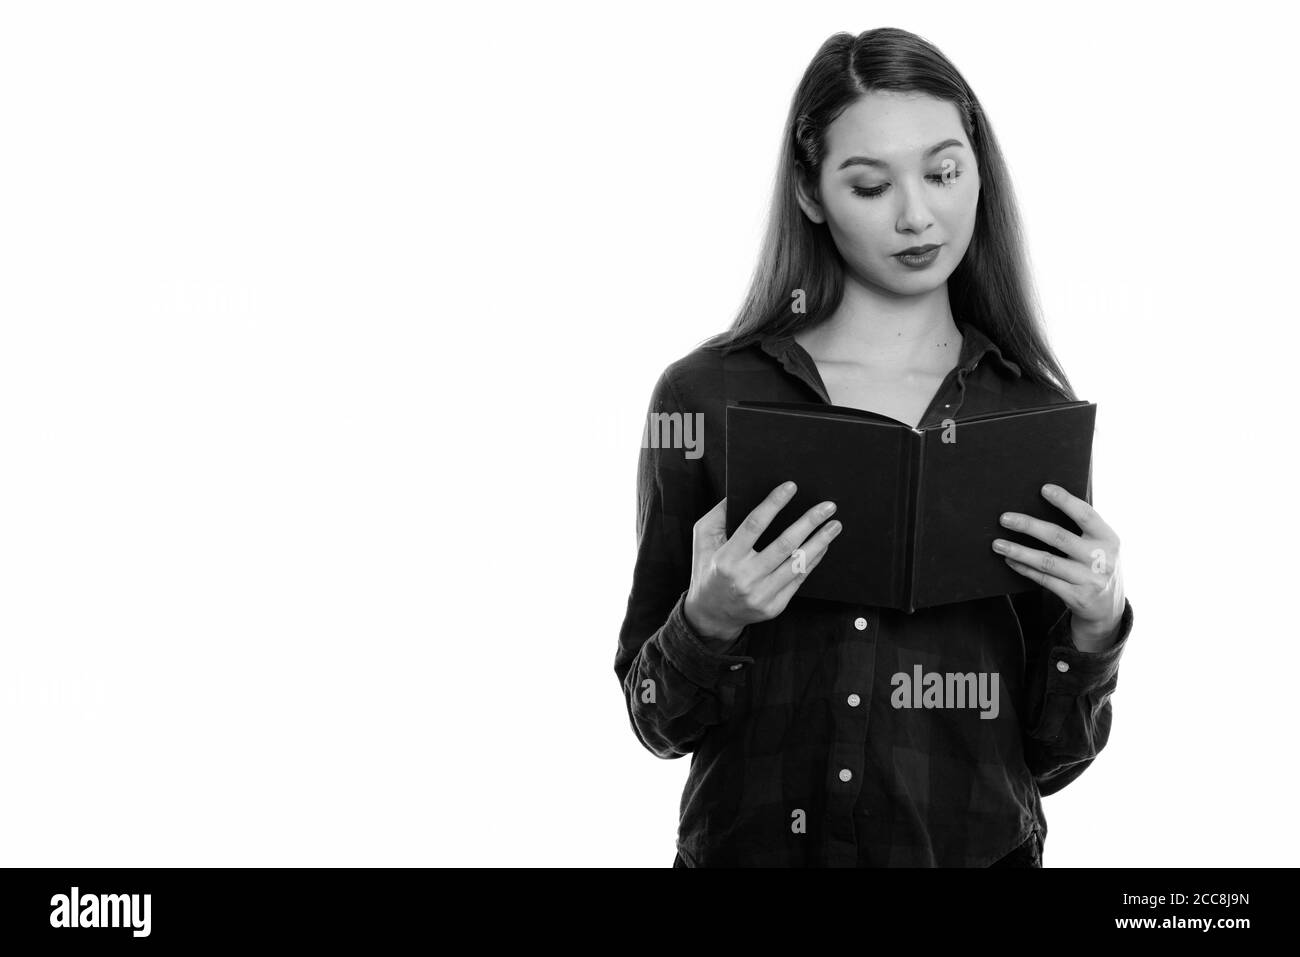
[960,357,1078,417]
[1009,374,1075,407]
[650,333,737,402]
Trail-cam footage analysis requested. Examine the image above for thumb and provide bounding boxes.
[700,496,727,528]
[694,496,729,551]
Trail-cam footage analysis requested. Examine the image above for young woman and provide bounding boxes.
[615,27,1133,867]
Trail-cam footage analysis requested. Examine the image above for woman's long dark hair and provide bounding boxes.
[703,27,1076,400]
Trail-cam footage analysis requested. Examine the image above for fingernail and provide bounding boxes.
[827,521,842,535]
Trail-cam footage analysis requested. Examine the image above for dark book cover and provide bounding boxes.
[724,399,1096,611]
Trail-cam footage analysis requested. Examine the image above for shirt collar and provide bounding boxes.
[718,319,1023,379]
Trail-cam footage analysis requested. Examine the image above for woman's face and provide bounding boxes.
[796,91,980,295]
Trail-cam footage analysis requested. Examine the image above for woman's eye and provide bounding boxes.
[851,169,962,199]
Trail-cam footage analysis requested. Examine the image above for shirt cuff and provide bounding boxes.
[658,591,757,690]
[1043,596,1134,694]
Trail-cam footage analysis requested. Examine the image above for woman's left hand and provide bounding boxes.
[992,483,1125,647]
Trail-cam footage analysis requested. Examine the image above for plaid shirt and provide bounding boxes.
[614,320,1134,867]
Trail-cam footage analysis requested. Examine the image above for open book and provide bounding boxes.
[724,399,1097,611]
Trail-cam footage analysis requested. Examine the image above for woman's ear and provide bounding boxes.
[793,163,826,224]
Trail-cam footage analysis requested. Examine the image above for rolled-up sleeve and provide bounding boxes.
[613,367,754,759]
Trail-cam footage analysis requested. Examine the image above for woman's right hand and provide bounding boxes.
[683,481,841,649]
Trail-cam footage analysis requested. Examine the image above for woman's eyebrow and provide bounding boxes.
[836,138,966,171]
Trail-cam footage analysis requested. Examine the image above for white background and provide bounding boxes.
[1,1,1295,866]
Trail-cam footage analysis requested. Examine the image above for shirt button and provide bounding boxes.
[854,617,868,631]
[847,694,861,707]
[1056,660,1070,672]
[729,663,744,671]
[839,769,853,782]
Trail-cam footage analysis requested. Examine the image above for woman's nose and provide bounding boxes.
[894,180,934,233]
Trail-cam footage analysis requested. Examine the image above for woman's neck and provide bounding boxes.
[795,280,961,373]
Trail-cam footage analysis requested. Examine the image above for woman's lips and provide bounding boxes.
[894,245,941,268]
